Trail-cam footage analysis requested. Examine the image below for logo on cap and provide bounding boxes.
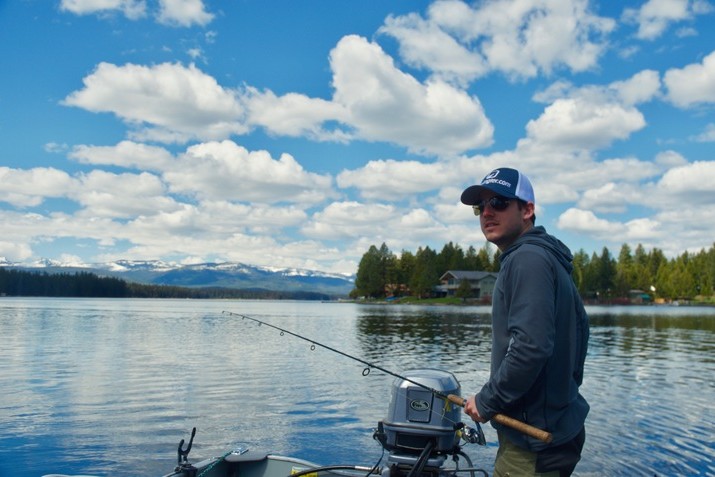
[483,170,500,182]
[482,169,512,189]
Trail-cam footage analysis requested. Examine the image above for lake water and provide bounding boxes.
[1,298,713,477]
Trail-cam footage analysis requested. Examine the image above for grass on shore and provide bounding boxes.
[352,295,715,306]
[357,296,483,305]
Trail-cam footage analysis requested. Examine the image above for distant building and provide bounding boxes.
[435,270,497,299]
[628,289,652,304]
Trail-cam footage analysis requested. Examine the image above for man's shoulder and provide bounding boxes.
[503,243,558,279]
[508,241,551,260]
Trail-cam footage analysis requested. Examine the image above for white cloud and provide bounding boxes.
[622,0,710,40]
[337,159,458,200]
[693,123,715,142]
[301,200,455,259]
[157,0,213,27]
[244,88,351,141]
[622,217,663,240]
[44,142,70,154]
[187,48,205,62]
[60,0,214,26]
[582,157,663,183]
[61,45,495,157]
[654,160,715,201]
[432,195,476,224]
[578,182,642,213]
[0,167,75,207]
[0,238,34,262]
[8,0,715,276]
[301,201,399,240]
[450,150,663,211]
[676,26,699,37]
[379,11,489,85]
[557,160,715,256]
[62,62,248,144]
[399,208,437,228]
[654,150,689,167]
[69,141,174,170]
[99,229,280,267]
[71,170,181,218]
[610,70,662,105]
[90,200,321,269]
[654,205,715,254]
[195,201,307,232]
[329,35,493,156]
[165,140,334,204]
[382,0,614,82]
[534,70,661,106]
[528,156,659,207]
[2,209,124,250]
[60,0,146,19]
[523,71,661,152]
[664,49,715,107]
[556,208,613,234]
[557,208,661,241]
[145,201,299,240]
[525,97,645,150]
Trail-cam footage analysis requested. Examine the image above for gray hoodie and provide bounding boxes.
[475,225,589,451]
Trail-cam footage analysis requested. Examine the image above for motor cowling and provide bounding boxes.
[378,369,462,456]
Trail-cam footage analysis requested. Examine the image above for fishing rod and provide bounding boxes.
[224,311,552,444]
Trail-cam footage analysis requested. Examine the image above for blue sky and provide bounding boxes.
[1,0,714,275]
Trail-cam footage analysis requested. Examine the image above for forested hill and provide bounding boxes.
[0,268,332,300]
[352,242,715,302]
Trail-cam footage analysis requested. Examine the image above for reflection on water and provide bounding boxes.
[583,309,715,475]
[355,305,493,373]
[0,299,713,476]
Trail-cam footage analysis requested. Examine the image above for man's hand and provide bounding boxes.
[464,395,487,423]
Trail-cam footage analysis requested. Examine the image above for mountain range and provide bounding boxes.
[0,258,355,297]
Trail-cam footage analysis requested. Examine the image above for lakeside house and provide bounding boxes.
[435,270,497,300]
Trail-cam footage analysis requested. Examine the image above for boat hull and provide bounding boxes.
[163,448,377,477]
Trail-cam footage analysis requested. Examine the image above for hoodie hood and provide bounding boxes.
[501,225,574,273]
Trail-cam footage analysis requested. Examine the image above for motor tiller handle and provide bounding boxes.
[447,394,553,444]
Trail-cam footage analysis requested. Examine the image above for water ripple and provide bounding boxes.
[1,300,713,476]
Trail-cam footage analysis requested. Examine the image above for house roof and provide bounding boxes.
[440,270,497,281]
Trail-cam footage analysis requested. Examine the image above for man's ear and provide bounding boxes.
[523,201,535,221]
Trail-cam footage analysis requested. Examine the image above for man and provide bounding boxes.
[460,167,589,476]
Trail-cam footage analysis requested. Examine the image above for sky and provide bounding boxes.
[1,0,714,276]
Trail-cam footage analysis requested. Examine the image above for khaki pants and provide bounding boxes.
[494,428,585,477]
[494,431,559,477]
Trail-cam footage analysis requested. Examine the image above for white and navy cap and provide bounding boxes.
[461,167,535,205]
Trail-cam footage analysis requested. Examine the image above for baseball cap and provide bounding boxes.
[460,167,535,205]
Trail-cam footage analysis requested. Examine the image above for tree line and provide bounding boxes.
[0,268,331,300]
[352,242,715,302]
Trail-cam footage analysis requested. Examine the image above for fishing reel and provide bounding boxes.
[457,421,486,446]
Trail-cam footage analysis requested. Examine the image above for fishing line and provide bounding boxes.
[224,311,551,444]
[224,311,481,439]
[223,311,457,401]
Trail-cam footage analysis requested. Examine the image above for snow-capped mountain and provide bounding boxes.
[0,258,355,296]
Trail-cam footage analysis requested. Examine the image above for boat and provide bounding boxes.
[162,369,490,477]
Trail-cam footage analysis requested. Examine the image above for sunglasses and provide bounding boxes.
[472,196,512,216]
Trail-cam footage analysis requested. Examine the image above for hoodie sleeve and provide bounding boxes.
[476,245,556,419]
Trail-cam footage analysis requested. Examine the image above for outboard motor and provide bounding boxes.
[376,369,463,477]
